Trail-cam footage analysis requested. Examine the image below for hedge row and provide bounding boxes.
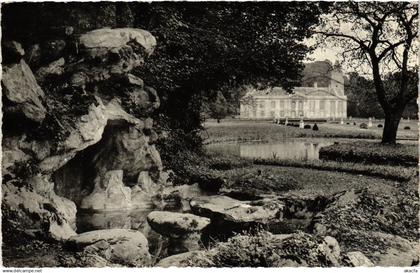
[319,141,418,167]
[253,157,416,182]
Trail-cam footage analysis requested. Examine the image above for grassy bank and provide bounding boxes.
[202,119,419,144]
[319,141,418,166]
[252,158,416,182]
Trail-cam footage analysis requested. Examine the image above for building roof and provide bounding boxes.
[243,60,346,99]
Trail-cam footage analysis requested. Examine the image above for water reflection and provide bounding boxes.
[76,208,165,255]
[207,139,333,160]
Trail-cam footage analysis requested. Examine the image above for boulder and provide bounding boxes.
[35,57,65,83]
[2,60,46,122]
[68,28,157,87]
[368,231,419,267]
[67,229,151,267]
[147,211,210,239]
[2,183,76,241]
[2,40,25,63]
[190,195,283,227]
[343,251,374,267]
[79,28,156,55]
[80,170,131,211]
[147,211,210,255]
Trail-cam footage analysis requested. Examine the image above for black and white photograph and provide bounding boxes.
[1,1,419,269]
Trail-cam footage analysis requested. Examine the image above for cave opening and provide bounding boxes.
[52,119,133,206]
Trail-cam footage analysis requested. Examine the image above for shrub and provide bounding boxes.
[303,124,311,129]
[226,169,302,193]
[404,126,411,130]
[359,123,368,129]
[377,124,383,128]
[312,124,319,131]
[207,231,338,267]
[206,154,251,170]
[346,122,350,125]
[353,122,357,125]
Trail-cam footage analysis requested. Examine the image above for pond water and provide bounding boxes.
[76,207,166,256]
[206,138,334,160]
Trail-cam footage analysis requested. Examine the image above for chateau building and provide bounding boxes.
[240,61,348,120]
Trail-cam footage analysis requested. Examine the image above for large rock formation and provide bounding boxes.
[2,59,47,122]
[66,229,152,267]
[2,27,165,243]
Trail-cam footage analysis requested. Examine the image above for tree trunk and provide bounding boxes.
[381,111,402,145]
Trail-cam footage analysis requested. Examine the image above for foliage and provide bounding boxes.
[203,91,234,122]
[321,188,419,245]
[319,141,418,166]
[191,231,338,267]
[225,169,301,193]
[131,2,330,148]
[317,2,418,144]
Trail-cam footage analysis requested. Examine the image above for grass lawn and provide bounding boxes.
[202,118,419,144]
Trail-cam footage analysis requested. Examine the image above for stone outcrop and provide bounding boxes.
[2,40,25,63]
[1,27,164,244]
[343,251,374,267]
[66,229,151,267]
[2,183,76,241]
[80,170,132,211]
[2,59,47,122]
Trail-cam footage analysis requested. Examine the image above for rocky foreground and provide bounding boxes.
[2,27,419,267]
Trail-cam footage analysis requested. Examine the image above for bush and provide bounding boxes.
[312,123,319,131]
[404,126,411,130]
[319,141,418,167]
[377,124,383,128]
[346,122,350,125]
[359,123,368,129]
[353,122,357,125]
[303,124,311,129]
[225,169,302,193]
[206,231,339,267]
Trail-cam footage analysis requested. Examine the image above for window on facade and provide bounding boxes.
[338,101,342,112]
[280,111,284,117]
[271,101,276,109]
[260,110,265,117]
[252,110,256,117]
[270,111,275,117]
[280,100,285,109]
[320,100,325,110]
[259,101,264,109]
[330,101,336,112]
[298,101,303,110]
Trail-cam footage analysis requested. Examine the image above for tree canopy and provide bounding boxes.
[316,2,418,144]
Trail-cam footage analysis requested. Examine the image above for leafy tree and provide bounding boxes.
[316,2,418,144]
[132,2,330,134]
[345,72,384,118]
[205,91,232,123]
